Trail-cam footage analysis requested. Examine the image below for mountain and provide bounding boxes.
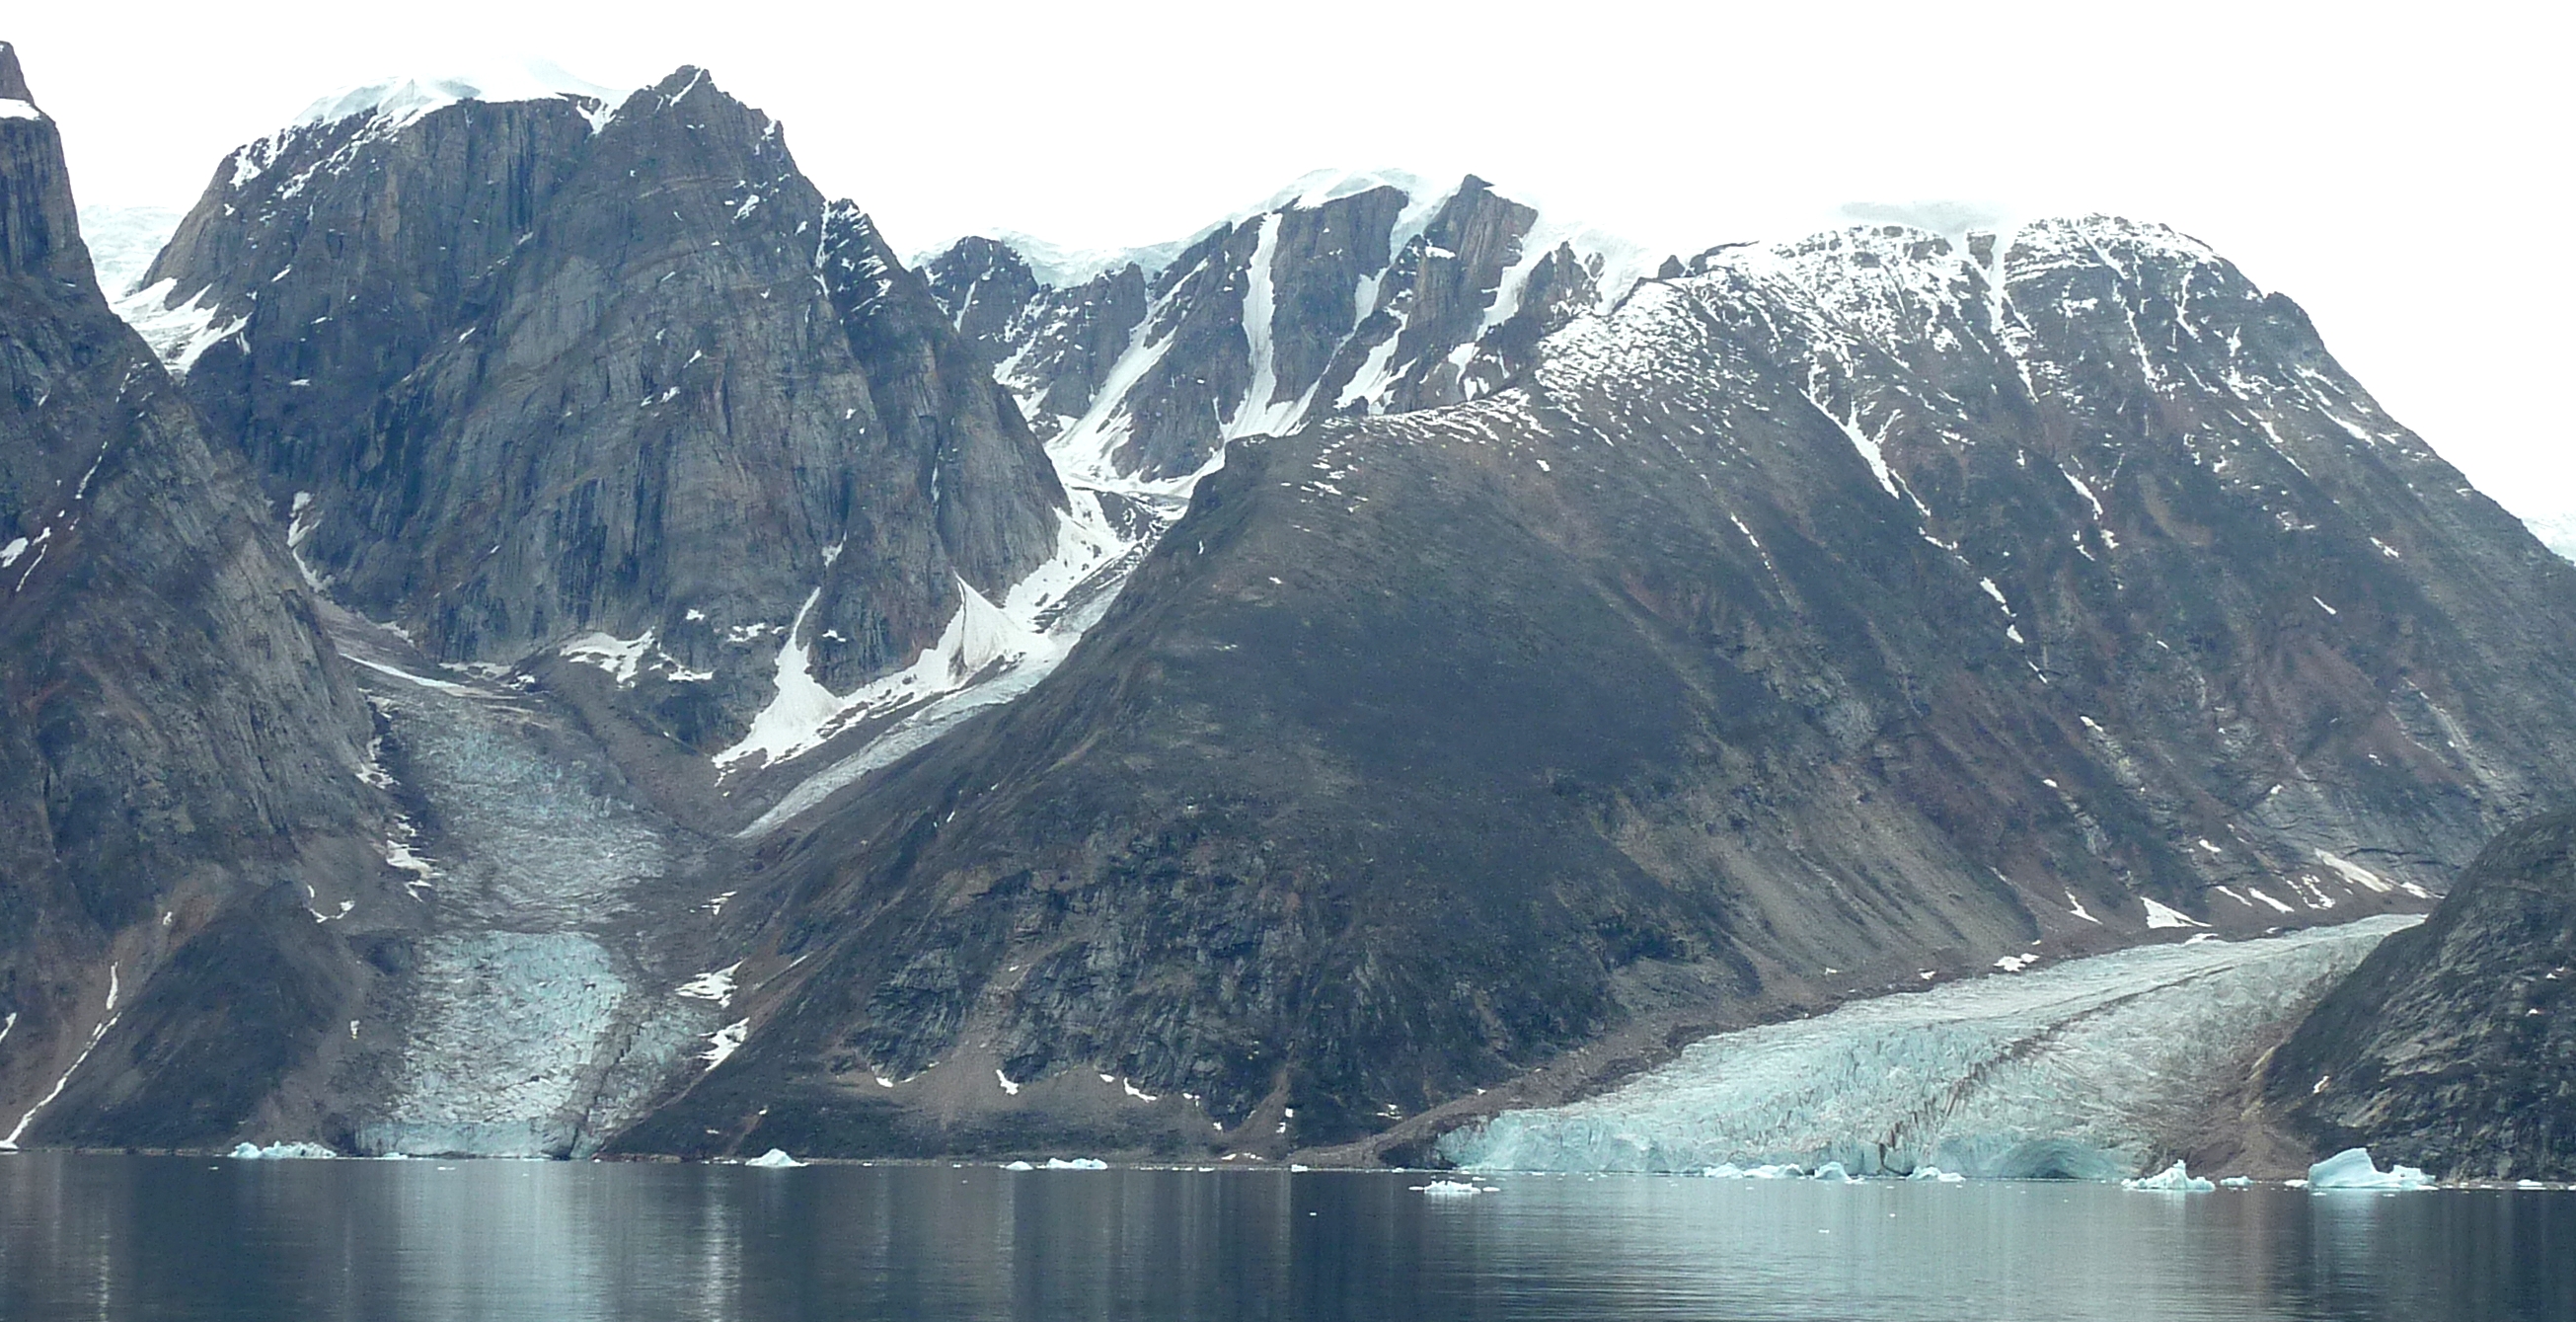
[128,66,1075,788]
[32,51,2576,1162]
[606,214,2576,1159]
[0,42,396,1152]
[918,170,1657,487]
[2261,806,2576,1180]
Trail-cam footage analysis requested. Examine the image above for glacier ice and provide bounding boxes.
[1442,916,2416,1180]
[230,1141,339,1160]
[2123,1161,2215,1193]
[2308,1147,2435,1191]
[743,1149,806,1169]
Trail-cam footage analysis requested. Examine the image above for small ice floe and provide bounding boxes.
[1409,1179,1497,1196]
[1044,1157,1107,1170]
[2122,1160,2216,1193]
[743,1148,805,1169]
[2221,1176,2254,1188]
[2517,1180,2549,1190]
[1811,1161,1860,1182]
[1906,1166,1967,1183]
[1003,1160,1036,1171]
[1704,1162,1811,1180]
[230,1141,338,1160]
[2308,1147,2435,1191]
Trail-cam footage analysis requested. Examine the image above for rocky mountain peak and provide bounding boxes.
[0,40,31,102]
[0,42,89,288]
[127,63,1070,782]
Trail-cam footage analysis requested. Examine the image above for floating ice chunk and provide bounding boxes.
[1745,1164,1806,1180]
[1044,1157,1108,1170]
[1702,1163,1747,1179]
[744,1148,805,1168]
[2122,1160,2215,1192]
[2221,1176,2254,1188]
[230,1141,339,1160]
[1906,1166,1966,1183]
[1811,1161,1856,1182]
[1410,1180,1489,1196]
[2308,1147,2435,1191]
[1002,1160,1035,1171]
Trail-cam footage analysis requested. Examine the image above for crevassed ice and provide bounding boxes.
[1442,916,2416,1180]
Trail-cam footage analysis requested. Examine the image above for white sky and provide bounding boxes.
[10,1,2568,522]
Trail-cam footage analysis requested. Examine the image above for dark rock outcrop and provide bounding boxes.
[135,68,1064,756]
[613,216,2576,1158]
[2264,807,2576,1180]
[0,42,388,1150]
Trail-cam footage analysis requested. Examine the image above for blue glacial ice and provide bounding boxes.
[2307,1147,2435,1191]
[1441,916,2417,1180]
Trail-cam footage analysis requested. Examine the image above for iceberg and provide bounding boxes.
[1043,1157,1109,1170]
[743,1148,805,1168]
[1002,1160,1036,1171]
[2308,1147,2435,1191]
[1410,1180,1495,1196]
[2122,1161,2216,1192]
[1443,916,2414,1179]
[229,1141,339,1160]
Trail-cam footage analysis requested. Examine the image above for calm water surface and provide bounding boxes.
[1,1153,2567,1321]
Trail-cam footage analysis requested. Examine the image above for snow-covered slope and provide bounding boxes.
[291,58,622,131]
[1441,917,2415,1179]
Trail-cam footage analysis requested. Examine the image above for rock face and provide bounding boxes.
[0,43,389,1151]
[918,172,1654,485]
[616,215,2576,1159]
[134,68,1065,759]
[2264,807,2576,1180]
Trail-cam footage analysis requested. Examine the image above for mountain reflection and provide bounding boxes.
[1,1155,2569,1321]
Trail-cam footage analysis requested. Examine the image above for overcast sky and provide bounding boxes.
[10,1,2568,524]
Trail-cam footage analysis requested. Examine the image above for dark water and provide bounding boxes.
[2,1154,2569,1321]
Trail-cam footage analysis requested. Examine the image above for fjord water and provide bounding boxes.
[2,1156,2567,1321]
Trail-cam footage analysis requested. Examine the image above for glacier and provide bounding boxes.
[1441,916,2417,1180]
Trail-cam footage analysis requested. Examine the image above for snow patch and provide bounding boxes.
[675,963,741,1008]
[2313,850,2395,894]
[2142,897,2205,929]
[700,1019,748,1071]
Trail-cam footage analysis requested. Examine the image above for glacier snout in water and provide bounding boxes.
[1442,917,2417,1180]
